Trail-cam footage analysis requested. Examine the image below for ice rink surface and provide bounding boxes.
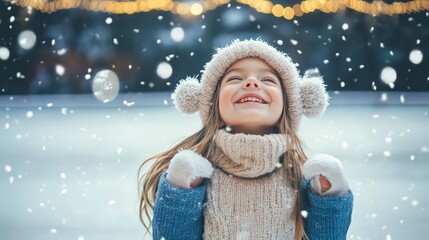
[1,91,428,240]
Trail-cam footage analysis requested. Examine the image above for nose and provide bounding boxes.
[243,77,261,89]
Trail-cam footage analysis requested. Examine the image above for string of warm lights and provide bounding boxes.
[9,0,230,15]
[8,0,429,18]
[239,0,429,19]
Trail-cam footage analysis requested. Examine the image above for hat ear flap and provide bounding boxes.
[171,77,201,114]
[299,75,329,118]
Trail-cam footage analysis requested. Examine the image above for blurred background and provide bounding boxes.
[1,0,428,240]
[0,0,428,94]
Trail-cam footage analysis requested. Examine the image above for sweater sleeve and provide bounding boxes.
[302,181,353,240]
[152,171,206,240]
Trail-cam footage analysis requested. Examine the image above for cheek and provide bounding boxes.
[271,89,284,118]
[218,86,235,120]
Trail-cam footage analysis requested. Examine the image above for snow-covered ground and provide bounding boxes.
[1,92,428,240]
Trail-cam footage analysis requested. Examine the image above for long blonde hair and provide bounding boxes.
[138,73,308,240]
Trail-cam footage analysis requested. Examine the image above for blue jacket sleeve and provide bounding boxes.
[302,181,353,240]
[152,171,206,240]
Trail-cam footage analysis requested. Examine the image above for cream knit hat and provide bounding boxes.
[171,39,329,130]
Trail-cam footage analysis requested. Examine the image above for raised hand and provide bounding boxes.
[166,150,214,188]
[302,154,349,196]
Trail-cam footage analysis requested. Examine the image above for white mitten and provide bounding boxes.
[302,154,349,196]
[166,149,214,188]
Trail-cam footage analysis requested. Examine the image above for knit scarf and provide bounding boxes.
[203,129,296,240]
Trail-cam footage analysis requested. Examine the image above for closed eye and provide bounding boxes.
[227,76,243,82]
[262,77,277,84]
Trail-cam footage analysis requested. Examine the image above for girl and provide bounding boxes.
[138,39,353,240]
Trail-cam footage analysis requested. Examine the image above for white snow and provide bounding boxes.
[4,165,12,172]
[26,111,33,118]
[0,92,428,239]
[384,151,391,157]
[55,65,65,76]
[225,125,232,132]
[170,27,184,42]
[18,30,37,50]
[156,62,173,79]
[380,67,397,84]
[0,47,10,60]
[409,49,423,64]
[92,69,120,103]
[57,48,67,55]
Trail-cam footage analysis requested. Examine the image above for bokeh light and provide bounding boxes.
[18,30,37,50]
[92,69,120,103]
[156,62,173,79]
[55,65,65,76]
[0,47,10,60]
[409,49,423,65]
[170,27,185,42]
[380,66,397,84]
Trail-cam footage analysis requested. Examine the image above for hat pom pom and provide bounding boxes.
[300,73,329,118]
[171,77,201,114]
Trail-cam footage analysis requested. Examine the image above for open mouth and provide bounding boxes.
[236,96,267,104]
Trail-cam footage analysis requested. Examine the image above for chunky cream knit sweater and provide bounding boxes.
[203,129,296,240]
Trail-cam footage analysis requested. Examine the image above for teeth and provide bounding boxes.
[238,96,263,103]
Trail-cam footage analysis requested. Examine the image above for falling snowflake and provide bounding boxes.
[156,62,173,79]
[4,165,12,172]
[409,49,423,64]
[300,210,308,218]
[0,47,10,60]
[18,30,37,50]
[26,111,33,118]
[92,69,120,103]
[171,27,185,42]
[380,67,397,84]
[384,151,391,157]
[55,65,65,76]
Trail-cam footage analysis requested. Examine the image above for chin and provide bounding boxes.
[229,122,275,129]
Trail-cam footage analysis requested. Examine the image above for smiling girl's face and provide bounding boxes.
[218,57,284,135]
